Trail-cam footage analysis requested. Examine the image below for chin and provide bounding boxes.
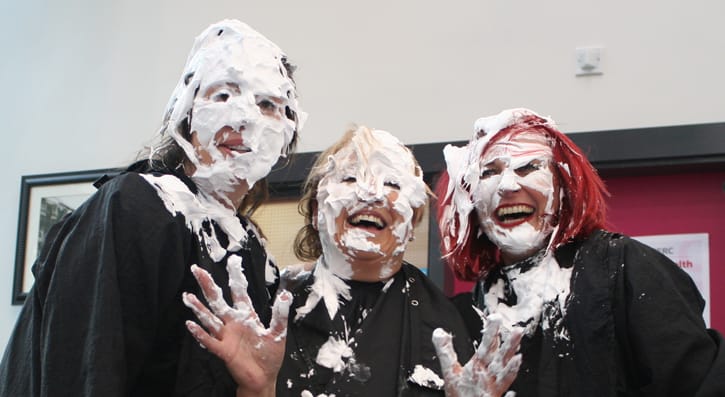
[485,223,550,259]
[346,248,386,261]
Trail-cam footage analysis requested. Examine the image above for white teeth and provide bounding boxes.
[496,205,534,217]
[349,214,385,228]
[228,145,250,152]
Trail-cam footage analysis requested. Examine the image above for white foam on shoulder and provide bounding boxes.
[141,174,257,263]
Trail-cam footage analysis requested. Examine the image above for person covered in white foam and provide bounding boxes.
[0,19,304,397]
[435,108,725,396]
[185,126,522,396]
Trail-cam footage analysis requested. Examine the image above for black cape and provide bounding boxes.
[278,263,474,397]
[454,229,725,397]
[0,170,277,397]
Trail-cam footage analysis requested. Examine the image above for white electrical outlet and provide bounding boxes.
[575,47,603,76]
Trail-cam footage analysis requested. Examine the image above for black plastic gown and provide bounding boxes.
[278,263,475,397]
[454,230,725,397]
[0,170,277,397]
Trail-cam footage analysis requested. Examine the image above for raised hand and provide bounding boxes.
[432,313,523,397]
[183,256,292,397]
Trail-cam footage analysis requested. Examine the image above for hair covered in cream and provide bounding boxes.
[290,127,430,381]
[473,130,557,259]
[295,126,428,321]
[437,108,608,281]
[440,108,559,263]
[140,20,305,285]
[437,108,609,341]
[315,127,428,278]
[160,19,306,202]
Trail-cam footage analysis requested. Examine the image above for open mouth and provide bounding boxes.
[495,204,535,226]
[224,145,252,153]
[219,144,251,155]
[347,213,387,230]
[215,128,250,156]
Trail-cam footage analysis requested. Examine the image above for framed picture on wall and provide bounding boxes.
[12,169,118,305]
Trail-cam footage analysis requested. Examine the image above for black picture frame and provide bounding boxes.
[12,168,120,305]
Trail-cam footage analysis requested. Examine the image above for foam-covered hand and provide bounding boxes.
[183,258,291,397]
[432,313,522,397]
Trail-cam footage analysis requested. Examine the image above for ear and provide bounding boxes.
[411,205,425,227]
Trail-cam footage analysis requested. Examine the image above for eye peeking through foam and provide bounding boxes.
[472,133,558,263]
[160,19,307,202]
[311,126,428,281]
[439,108,567,267]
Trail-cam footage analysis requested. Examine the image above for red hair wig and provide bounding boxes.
[436,112,608,281]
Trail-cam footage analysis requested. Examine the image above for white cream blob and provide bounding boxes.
[408,365,445,390]
[301,391,335,397]
[161,19,306,203]
[315,336,354,373]
[315,128,427,281]
[141,174,277,284]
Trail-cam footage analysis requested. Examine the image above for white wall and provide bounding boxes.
[1,0,723,349]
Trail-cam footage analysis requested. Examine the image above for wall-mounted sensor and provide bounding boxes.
[575,47,603,76]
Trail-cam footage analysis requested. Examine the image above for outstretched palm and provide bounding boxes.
[432,312,522,397]
[183,257,291,397]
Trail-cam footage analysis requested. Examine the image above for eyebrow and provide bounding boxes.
[203,82,241,97]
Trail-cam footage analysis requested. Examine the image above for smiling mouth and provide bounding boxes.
[348,213,386,230]
[495,204,535,226]
[220,144,251,154]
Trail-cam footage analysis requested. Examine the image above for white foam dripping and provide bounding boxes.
[141,174,247,261]
[440,108,558,258]
[313,126,427,290]
[340,228,381,254]
[161,19,306,207]
[295,260,351,321]
[484,251,572,338]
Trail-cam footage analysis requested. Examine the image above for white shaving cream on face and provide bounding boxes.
[473,131,556,258]
[162,20,306,204]
[296,128,427,322]
[441,108,558,259]
[315,128,427,281]
[442,108,573,338]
